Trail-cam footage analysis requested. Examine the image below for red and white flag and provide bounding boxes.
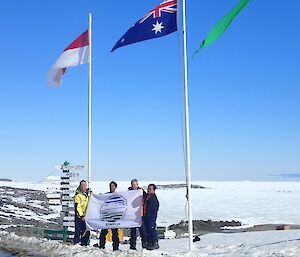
[48,30,89,86]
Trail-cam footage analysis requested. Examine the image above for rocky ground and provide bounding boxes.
[0,185,242,240]
[0,179,12,182]
[0,186,62,238]
[1,185,294,241]
[169,219,242,236]
[155,184,206,189]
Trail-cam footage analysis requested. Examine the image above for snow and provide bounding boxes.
[221,224,254,230]
[1,180,300,226]
[0,203,59,223]
[0,230,300,256]
[1,181,300,256]
[61,180,300,226]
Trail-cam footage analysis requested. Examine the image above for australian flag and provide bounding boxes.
[111,0,177,52]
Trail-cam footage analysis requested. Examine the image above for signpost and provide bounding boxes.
[59,161,85,232]
[45,161,85,242]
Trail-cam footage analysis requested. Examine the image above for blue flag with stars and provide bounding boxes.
[111,0,177,52]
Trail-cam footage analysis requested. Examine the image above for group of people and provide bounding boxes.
[73,179,160,251]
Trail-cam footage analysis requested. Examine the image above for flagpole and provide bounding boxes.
[88,13,92,187]
[181,0,193,252]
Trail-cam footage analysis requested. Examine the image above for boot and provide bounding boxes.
[99,232,106,249]
[130,244,137,250]
[142,240,147,249]
[146,240,159,250]
[113,245,120,251]
[99,239,105,249]
[113,244,120,251]
[112,230,120,251]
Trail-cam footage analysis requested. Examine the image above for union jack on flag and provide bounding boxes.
[139,0,177,24]
[111,0,178,52]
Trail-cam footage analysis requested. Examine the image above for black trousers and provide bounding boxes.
[73,218,90,246]
[130,226,146,247]
[142,220,158,244]
[99,228,119,250]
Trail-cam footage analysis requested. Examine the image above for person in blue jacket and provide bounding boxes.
[142,183,160,250]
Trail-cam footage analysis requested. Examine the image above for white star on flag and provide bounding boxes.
[152,21,164,34]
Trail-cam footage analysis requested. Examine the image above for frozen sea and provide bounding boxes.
[101,180,299,226]
[1,180,299,226]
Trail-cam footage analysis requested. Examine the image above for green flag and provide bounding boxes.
[194,0,250,57]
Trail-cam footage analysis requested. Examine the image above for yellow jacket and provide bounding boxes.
[74,189,91,217]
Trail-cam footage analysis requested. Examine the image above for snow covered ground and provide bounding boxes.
[1,230,300,256]
[0,180,299,256]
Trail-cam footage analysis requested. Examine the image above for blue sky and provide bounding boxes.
[0,0,299,182]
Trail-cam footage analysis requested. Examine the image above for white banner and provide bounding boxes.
[85,190,143,230]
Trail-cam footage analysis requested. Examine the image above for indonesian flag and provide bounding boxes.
[48,30,89,86]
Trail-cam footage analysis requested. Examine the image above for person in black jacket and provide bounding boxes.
[99,181,120,251]
[128,179,147,250]
[142,183,160,250]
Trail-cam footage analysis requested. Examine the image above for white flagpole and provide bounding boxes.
[181,0,193,251]
[88,13,92,187]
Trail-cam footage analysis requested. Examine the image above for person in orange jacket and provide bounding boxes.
[142,183,160,250]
